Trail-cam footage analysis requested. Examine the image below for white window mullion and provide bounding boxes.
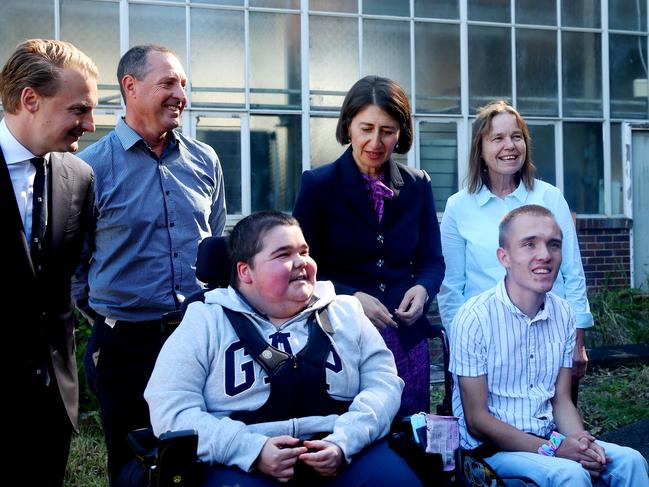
[301,0,311,171]
[601,0,611,215]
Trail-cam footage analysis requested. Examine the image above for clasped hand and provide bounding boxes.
[355,285,427,329]
[255,436,343,482]
[555,431,610,479]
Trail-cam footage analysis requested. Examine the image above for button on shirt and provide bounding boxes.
[449,279,575,450]
[0,118,49,245]
[438,179,593,332]
[73,118,226,321]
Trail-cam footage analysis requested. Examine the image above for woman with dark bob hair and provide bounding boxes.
[438,100,592,393]
[293,76,445,414]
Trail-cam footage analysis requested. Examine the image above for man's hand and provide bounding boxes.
[255,436,307,482]
[354,292,397,329]
[394,285,428,326]
[555,431,607,472]
[299,440,344,477]
[572,329,589,382]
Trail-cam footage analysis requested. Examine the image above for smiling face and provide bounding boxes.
[237,224,317,325]
[497,213,563,309]
[123,51,187,139]
[29,66,97,154]
[348,104,400,177]
[481,112,527,182]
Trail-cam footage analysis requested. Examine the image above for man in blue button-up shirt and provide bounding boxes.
[72,44,226,483]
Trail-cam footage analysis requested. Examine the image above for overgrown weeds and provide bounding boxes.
[588,284,649,347]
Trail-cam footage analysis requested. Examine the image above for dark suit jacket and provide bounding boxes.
[1,147,94,430]
[293,147,445,349]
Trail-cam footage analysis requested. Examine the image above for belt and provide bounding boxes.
[99,310,182,336]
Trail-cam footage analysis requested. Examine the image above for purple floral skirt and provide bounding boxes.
[380,326,430,415]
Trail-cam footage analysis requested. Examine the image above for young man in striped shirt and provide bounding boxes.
[449,204,647,486]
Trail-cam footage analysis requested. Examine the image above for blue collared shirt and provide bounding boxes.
[438,179,593,332]
[73,118,226,321]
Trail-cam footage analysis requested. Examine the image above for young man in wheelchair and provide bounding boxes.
[450,205,648,487]
[144,211,422,486]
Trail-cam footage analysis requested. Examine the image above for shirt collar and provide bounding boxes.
[494,277,550,322]
[0,118,49,164]
[475,179,528,207]
[115,117,180,152]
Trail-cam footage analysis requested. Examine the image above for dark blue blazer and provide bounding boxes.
[293,147,445,349]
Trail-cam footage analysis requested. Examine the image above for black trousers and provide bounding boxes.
[86,317,166,485]
[15,367,72,486]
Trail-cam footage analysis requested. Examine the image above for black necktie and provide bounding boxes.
[30,157,48,264]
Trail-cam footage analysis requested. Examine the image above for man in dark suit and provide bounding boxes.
[0,39,97,486]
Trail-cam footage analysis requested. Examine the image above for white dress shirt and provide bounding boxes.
[0,118,48,245]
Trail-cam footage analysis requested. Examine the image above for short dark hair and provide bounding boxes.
[467,100,536,194]
[117,44,176,102]
[0,38,97,113]
[229,211,300,288]
[335,75,413,154]
[499,204,561,248]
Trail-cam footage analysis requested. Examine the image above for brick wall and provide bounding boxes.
[575,217,632,293]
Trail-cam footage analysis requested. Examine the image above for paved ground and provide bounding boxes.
[600,418,649,461]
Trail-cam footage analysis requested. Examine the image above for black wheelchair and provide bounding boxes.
[125,236,518,487]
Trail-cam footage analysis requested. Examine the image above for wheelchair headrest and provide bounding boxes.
[195,235,230,289]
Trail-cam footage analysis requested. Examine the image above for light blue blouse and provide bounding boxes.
[438,179,593,331]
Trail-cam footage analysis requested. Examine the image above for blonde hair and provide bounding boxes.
[0,39,98,114]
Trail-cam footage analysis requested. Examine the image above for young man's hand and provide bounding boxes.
[555,430,608,477]
[255,436,307,482]
[299,440,344,476]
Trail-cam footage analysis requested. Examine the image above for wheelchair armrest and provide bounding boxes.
[128,428,159,466]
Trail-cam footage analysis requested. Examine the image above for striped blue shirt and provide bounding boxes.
[449,279,575,450]
[72,118,226,321]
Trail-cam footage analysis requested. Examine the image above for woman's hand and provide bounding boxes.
[394,285,428,326]
[299,440,344,477]
[354,292,398,329]
[255,436,307,482]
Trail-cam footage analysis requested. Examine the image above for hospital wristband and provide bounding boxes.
[537,431,565,456]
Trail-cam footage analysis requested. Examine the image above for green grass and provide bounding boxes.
[64,412,107,487]
[579,365,649,437]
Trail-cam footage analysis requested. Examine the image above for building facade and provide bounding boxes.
[1,0,648,290]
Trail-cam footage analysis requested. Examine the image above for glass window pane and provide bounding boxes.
[191,9,244,108]
[468,26,512,112]
[515,0,556,25]
[561,0,600,28]
[609,0,647,31]
[528,124,555,185]
[363,0,409,17]
[61,0,120,106]
[250,115,302,212]
[250,12,301,109]
[196,116,242,214]
[468,0,510,22]
[415,23,460,114]
[363,19,411,97]
[251,0,299,8]
[562,32,602,117]
[310,16,359,109]
[516,28,558,116]
[610,123,624,215]
[0,0,54,67]
[415,0,459,19]
[419,122,458,212]
[563,122,604,214]
[192,0,243,5]
[77,114,117,152]
[609,34,649,119]
[309,0,357,13]
[129,5,187,67]
[310,117,341,169]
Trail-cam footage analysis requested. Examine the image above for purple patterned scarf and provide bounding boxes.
[362,172,394,222]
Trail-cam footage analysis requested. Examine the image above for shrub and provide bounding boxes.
[588,285,649,347]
